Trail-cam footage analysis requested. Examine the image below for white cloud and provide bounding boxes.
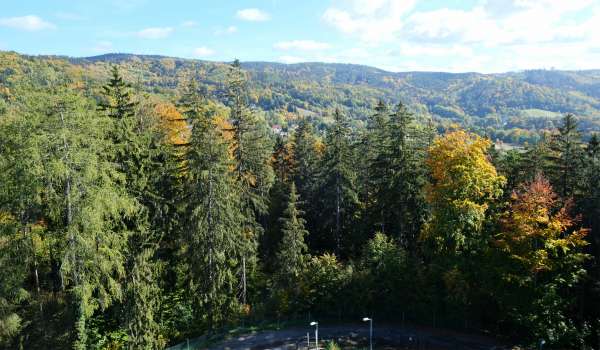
[406,1,597,46]
[319,0,600,72]
[397,44,473,58]
[193,47,215,57]
[236,8,270,22]
[274,40,331,51]
[137,27,174,39]
[93,41,113,53]
[0,15,55,31]
[215,25,237,35]
[323,0,416,43]
[278,55,305,64]
[181,20,198,27]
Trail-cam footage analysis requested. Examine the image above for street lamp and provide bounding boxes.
[310,321,319,350]
[362,317,373,350]
[539,339,546,350]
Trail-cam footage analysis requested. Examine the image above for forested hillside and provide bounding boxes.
[1,51,600,350]
[2,51,600,144]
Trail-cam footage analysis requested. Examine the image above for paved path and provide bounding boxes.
[168,324,508,350]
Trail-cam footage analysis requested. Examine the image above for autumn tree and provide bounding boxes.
[423,130,505,252]
[495,175,589,345]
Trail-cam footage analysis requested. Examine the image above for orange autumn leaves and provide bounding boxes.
[155,101,233,146]
[423,129,587,260]
[497,174,588,274]
[155,102,190,146]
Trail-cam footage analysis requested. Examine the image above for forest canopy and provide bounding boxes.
[1,52,600,349]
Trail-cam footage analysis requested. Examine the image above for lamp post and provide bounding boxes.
[310,321,319,350]
[539,339,546,350]
[362,317,373,350]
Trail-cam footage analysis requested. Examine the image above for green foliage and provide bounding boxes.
[318,109,360,254]
[423,130,506,252]
[275,183,309,293]
[2,50,600,349]
[547,113,586,198]
[183,98,242,331]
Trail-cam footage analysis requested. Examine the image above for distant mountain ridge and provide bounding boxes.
[2,51,600,143]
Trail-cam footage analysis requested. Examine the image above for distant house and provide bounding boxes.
[271,124,287,136]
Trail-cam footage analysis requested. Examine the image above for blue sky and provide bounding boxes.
[1,0,599,73]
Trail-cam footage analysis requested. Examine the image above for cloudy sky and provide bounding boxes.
[1,0,599,73]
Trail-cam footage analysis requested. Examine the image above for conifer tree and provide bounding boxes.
[44,92,135,349]
[292,119,321,237]
[359,100,389,219]
[582,134,600,257]
[226,59,274,306]
[548,114,585,198]
[276,183,309,286]
[99,66,164,348]
[263,137,296,270]
[318,108,359,254]
[183,90,242,331]
[377,103,428,248]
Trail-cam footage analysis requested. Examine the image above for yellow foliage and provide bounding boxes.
[423,130,505,250]
[154,102,190,145]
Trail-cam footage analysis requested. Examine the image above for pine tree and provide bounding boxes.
[183,92,242,331]
[262,136,296,270]
[44,92,135,349]
[276,183,309,286]
[292,119,321,238]
[226,59,274,306]
[548,114,585,198]
[359,100,389,222]
[99,66,164,348]
[377,102,428,248]
[318,108,359,254]
[582,134,600,260]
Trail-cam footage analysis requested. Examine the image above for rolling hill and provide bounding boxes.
[1,50,600,143]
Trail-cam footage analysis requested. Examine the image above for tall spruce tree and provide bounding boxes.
[292,119,320,239]
[318,108,359,254]
[183,93,242,331]
[359,100,389,225]
[99,66,164,348]
[263,137,296,270]
[380,102,429,249]
[226,59,274,306]
[275,183,309,286]
[548,114,585,198]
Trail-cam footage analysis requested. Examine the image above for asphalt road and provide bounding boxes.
[168,324,508,350]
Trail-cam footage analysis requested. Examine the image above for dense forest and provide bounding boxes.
[1,52,600,349]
